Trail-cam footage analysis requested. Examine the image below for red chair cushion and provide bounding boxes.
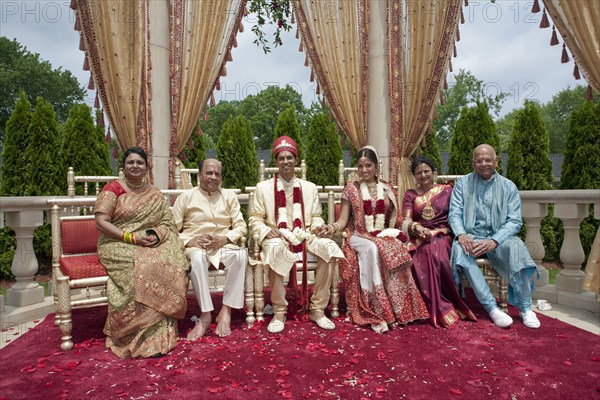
[59,255,107,280]
[61,219,99,255]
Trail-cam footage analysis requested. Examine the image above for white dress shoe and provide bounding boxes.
[489,308,513,328]
[311,316,336,330]
[267,318,285,334]
[520,310,541,329]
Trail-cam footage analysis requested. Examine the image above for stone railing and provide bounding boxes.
[1,189,598,323]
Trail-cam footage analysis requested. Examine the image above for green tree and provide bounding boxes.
[559,101,600,260]
[0,38,84,151]
[413,127,443,173]
[23,97,63,196]
[273,105,303,161]
[540,85,595,153]
[433,69,508,151]
[506,101,553,190]
[506,100,561,260]
[198,102,239,148]
[183,126,208,186]
[216,115,259,189]
[494,108,519,153]
[94,109,112,174]
[1,92,32,196]
[62,104,112,195]
[306,113,342,186]
[447,102,501,175]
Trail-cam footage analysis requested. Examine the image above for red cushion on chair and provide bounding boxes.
[60,255,107,280]
[61,219,99,255]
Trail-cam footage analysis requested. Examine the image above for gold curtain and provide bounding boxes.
[76,0,151,158]
[543,0,600,93]
[292,0,369,149]
[389,0,462,199]
[169,0,245,158]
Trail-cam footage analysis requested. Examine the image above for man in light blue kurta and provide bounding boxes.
[449,144,540,329]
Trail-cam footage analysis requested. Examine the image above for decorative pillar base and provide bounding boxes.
[534,269,549,287]
[6,286,44,307]
[555,274,585,294]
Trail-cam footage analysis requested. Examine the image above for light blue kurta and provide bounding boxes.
[448,172,537,309]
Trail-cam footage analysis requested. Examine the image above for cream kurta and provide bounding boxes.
[249,176,344,277]
[172,186,247,267]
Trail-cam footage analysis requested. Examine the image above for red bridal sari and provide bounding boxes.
[403,184,476,328]
[339,181,429,327]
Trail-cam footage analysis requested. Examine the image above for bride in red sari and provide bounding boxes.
[322,146,428,333]
[402,156,476,328]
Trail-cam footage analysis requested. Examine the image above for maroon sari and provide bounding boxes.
[403,184,476,328]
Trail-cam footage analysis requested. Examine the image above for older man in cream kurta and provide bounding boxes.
[249,136,344,334]
[172,159,247,339]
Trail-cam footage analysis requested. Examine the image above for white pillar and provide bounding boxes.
[521,201,549,286]
[148,0,171,189]
[554,203,588,293]
[367,0,390,180]
[5,211,44,307]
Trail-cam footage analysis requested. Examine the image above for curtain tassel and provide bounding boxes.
[440,93,445,106]
[180,152,187,162]
[210,94,216,107]
[203,111,209,122]
[98,110,104,127]
[539,8,550,28]
[550,26,559,45]
[448,59,453,73]
[112,145,119,159]
[573,63,581,80]
[105,126,111,143]
[79,33,86,51]
[187,137,194,150]
[233,36,238,48]
[74,16,80,31]
[88,75,95,90]
[585,85,593,101]
[70,0,77,10]
[304,54,309,67]
[227,49,233,62]
[195,125,202,137]
[221,64,227,77]
[464,0,469,6]
[296,29,299,39]
[432,106,438,120]
[291,12,295,24]
[216,79,221,91]
[531,0,541,13]
[238,21,244,33]
[94,93,100,109]
[456,27,460,42]
[460,8,465,24]
[453,43,457,58]
[316,83,320,95]
[309,70,314,82]
[444,78,448,90]
[561,43,569,63]
[83,56,90,71]
[299,41,303,52]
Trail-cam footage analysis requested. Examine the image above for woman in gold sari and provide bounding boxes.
[94,147,189,358]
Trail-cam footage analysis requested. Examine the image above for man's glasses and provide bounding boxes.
[473,158,496,165]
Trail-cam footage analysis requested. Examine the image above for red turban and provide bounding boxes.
[272,136,298,158]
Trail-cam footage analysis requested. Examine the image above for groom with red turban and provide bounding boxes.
[249,136,344,333]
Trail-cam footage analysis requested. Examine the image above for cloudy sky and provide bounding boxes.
[0,1,582,118]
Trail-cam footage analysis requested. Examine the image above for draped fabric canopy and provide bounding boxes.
[292,0,369,150]
[543,0,600,93]
[169,0,245,186]
[76,0,152,160]
[389,0,462,197]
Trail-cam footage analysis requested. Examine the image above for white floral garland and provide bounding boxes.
[277,178,309,246]
[360,181,386,233]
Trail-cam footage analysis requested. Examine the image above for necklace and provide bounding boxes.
[125,179,144,189]
[360,181,386,236]
[275,175,309,246]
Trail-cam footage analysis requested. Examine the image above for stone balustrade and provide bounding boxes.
[1,189,598,323]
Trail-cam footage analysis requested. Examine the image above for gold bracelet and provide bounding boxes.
[333,223,341,233]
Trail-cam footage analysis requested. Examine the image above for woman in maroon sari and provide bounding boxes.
[402,156,476,328]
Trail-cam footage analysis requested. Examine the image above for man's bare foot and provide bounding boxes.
[187,312,211,341]
[215,306,232,338]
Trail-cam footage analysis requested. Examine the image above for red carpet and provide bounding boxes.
[1,290,599,400]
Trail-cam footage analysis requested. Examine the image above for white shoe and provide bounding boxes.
[267,318,285,334]
[520,310,541,329]
[489,308,513,328]
[311,316,336,330]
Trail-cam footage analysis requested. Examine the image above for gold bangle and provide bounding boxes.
[333,223,341,233]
